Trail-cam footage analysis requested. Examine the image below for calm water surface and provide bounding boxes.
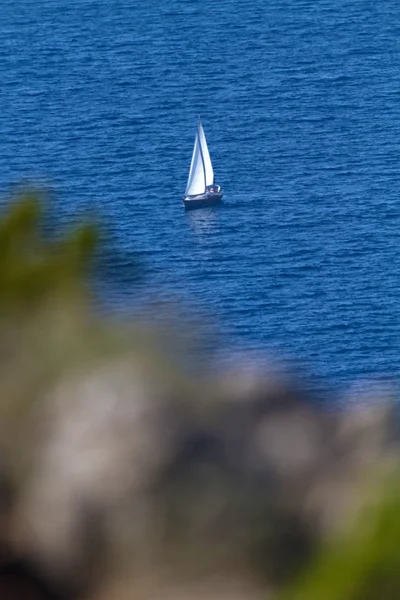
[0,0,399,390]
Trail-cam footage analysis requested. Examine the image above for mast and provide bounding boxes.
[197,115,207,191]
[197,117,214,187]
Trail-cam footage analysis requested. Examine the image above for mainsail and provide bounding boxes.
[185,118,214,196]
[198,120,214,187]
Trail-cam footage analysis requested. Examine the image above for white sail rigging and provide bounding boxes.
[198,120,214,187]
[185,118,214,196]
[185,129,205,196]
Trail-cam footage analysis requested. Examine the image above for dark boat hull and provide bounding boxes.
[183,192,223,210]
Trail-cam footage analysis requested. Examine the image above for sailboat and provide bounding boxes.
[183,117,223,210]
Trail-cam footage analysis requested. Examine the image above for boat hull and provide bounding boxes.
[183,192,223,210]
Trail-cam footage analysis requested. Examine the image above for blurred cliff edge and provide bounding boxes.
[0,189,397,600]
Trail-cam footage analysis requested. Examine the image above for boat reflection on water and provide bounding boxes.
[186,204,223,238]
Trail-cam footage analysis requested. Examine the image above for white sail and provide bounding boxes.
[185,129,206,196]
[198,120,214,186]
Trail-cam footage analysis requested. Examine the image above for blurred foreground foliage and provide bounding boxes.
[0,190,128,437]
[0,189,398,600]
[283,481,400,600]
[0,189,96,311]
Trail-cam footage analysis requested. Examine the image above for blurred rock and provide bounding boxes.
[8,360,397,600]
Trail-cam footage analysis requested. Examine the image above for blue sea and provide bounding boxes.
[0,0,399,391]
